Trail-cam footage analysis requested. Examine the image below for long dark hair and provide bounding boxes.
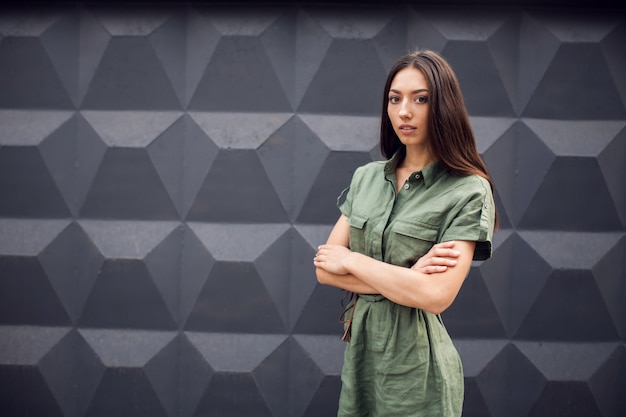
[380,49,498,228]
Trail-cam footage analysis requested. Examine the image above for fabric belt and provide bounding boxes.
[340,293,386,342]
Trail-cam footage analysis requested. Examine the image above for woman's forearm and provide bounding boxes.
[341,246,473,314]
[315,240,475,314]
[315,267,378,294]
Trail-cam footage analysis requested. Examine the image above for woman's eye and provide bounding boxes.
[416,96,428,104]
[389,96,400,104]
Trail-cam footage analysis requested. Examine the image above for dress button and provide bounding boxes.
[403,183,410,190]
[414,174,421,179]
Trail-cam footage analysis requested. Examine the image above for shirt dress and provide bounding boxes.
[336,151,495,417]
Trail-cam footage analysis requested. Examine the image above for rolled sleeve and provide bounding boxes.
[440,180,495,261]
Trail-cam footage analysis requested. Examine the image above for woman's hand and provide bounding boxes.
[314,244,354,276]
[411,241,460,274]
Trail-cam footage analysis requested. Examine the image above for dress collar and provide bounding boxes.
[383,150,447,188]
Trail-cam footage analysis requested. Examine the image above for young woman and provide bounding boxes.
[314,49,497,416]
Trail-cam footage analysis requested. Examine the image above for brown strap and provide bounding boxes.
[340,294,358,342]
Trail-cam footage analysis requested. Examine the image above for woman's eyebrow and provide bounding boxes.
[389,88,429,94]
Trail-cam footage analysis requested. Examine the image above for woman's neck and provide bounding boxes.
[400,146,434,172]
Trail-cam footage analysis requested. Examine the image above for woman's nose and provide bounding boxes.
[399,102,411,118]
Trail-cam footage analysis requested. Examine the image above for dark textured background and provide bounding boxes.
[0,2,624,416]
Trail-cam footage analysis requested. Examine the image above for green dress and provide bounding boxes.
[336,152,495,417]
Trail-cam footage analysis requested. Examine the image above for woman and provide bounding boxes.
[313,49,497,416]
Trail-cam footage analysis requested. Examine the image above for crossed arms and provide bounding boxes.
[314,214,475,315]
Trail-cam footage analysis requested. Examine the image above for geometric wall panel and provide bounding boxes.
[521,16,625,120]
[468,231,552,338]
[0,35,74,109]
[295,114,379,223]
[189,36,292,112]
[517,341,615,417]
[1,3,624,417]
[184,223,291,333]
[476,343,546,417]
[77,220,180,330]
[593,236,626,338]
[454,339,509,417]
[475,117,518,228]
[445,234,513,339]
[506,121,556,227]
[79,111,183,220]
[186,332,287,416]
[39,330,104,417]
[37,222,104,322]
[188,6,295,112]
[297,39,387,115]
[292,335,344,417]
[79,328,177,417]
[257,116,328,222]
[186,260,287,333]
[296,149,376,223]
[0,219,73,326]
[79,257,179,330]
[598,125,626,226]
[82,37,182,110]
[589,345,626,417]
[291,224,346,335]
[148,114,220,218]
[0,326,71,417]
[518,120,623,231]
[444,39,517,117]
[0,136,72,218]
[514,231,622,341]
[187,149,290,222]
[447,267,509,338]
[38,113,108,217]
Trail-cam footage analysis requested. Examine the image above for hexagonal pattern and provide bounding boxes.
[0,4,624,417]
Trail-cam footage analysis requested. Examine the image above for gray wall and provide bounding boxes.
[0,2,624,417]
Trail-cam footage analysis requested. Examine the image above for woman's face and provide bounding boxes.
[387,66,430,149]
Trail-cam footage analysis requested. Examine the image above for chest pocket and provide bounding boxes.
[347,213,368,253]
[390,219,439,266]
